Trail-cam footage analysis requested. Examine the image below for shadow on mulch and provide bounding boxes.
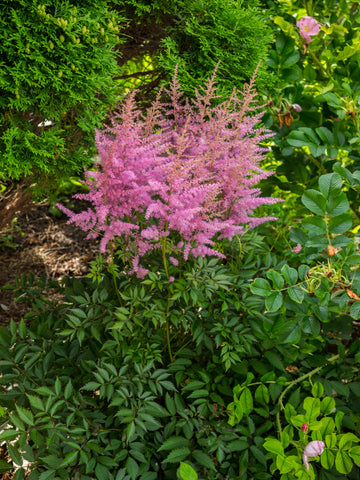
[0,202,101,326]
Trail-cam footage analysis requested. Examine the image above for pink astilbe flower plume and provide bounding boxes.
[58,67,281,277]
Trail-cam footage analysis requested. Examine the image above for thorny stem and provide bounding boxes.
[276,352,341,438]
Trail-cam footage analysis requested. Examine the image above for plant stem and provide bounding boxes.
[109,242,122,305]
[164,289,173,361]
[276,352,340,438]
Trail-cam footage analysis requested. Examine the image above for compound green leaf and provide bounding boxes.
[265,291,283,312]
[250,278,272,297]
[162,448,191,463]
[335,451,353,474]
[302,190,326,215]
[178,462,198,480]
[319,173,342,199]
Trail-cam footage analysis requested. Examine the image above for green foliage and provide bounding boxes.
[114,0,273,101]
[2,168,360,479]
[0,256,267,479]
[260,0,360,203]
[0,0,123,184]
[157,0,273,98]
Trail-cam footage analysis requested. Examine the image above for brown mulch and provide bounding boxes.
[0,201,101,326]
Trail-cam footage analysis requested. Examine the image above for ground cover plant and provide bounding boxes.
[1,1,360,479]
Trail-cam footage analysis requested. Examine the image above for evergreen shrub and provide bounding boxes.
[0,0,123,184]
[114,0,273,101]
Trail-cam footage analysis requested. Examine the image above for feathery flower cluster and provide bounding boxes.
[58,69,280,277]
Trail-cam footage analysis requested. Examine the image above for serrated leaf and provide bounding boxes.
[288,286,305,303]
[264,351,284,371]
[250,445,267,466]
[228,439,248,451]
[15,406,34,426]
[192,450,215,470]
[162,447,191,463]
[302,190,326,215]
[263,438,284,456]
[0,429,19,442]
[125,457,139,480]
[158,436,191,452]
[328,214,352,234]
[54,378,61,396]
[178,462,198,480]
[335,450,353,474]
[239,388,253,415]
[350,302,360,320]
[326,192,349,216]
[302,216,327,234]
[339,432,360,450]
[18,319,27,339]
[321,449,335,469]
[38,470,56,480]
[319,173,342,199]
[250,278,272,297]
[304,397,320,423]
[266,270,284,289]
[349,445,360,467]
[64,380,73,400]
[265,292,283,312]
[281,325,302,344]
[316,126,334,145]
[60,450,78,467]
[255,384,270,405]
[26,394,44,411]
[0,460,13,473]
[312,382,324,398]
[281,264,298,285]
[8,444,22,466]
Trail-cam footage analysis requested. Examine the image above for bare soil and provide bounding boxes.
[0,201,101,326]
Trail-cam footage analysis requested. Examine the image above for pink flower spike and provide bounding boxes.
[301,424,308,433]
[292,243,302,253]
[297,16,320,43]
[292,103,302,112]
[303,441,325,471]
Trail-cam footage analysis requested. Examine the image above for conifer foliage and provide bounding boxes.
[0,1,122,182]
[59,70,279,277]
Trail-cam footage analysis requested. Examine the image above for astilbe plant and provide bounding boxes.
[58,68,280,277]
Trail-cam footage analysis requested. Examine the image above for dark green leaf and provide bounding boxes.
[158,437,191,451]
[288,286,304,304]
[302,190,326,215]
[281,264,298,285]
[192,450,215,470]
[162,448,191,463]
[326,192,349,216]
[319,173,342,199]
[250,278,272,297]
[265,292,283,312]
[328,214,352,233]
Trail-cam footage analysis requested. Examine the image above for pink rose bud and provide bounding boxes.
[303,441,325,471]
[292,103,302,112]
[296,16,321,43]
[301,424,308,433]
[292,243,302,253]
